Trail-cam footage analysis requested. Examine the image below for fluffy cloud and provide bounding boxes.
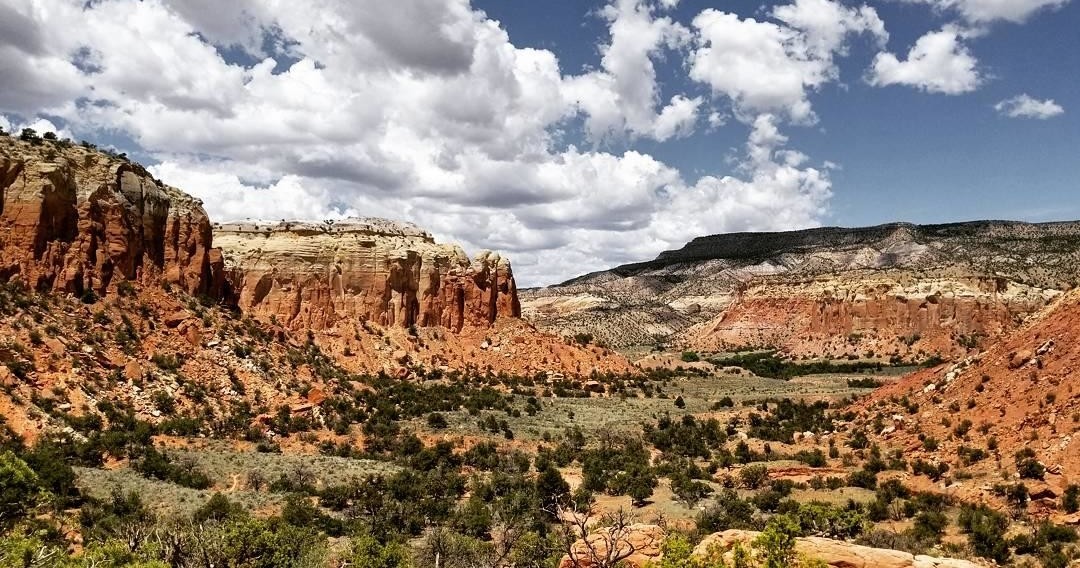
[906,0,1070,24]
[0,0,839,285]
[868,27,982,94]
[995,94,1065,119]
[564,0,700,143]
[688,0,886,123]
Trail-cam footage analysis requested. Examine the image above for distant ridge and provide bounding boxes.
[561,219,1080,285]
[525,218,1080,352]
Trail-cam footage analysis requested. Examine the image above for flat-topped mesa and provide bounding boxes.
[0,137,222,296]
[525,219,1080,353]
[213,218,520,331]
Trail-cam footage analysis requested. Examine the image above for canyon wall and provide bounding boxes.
[0,138,221,297]
[685,275,1056,357]
[524,222,1080,356]
[213,219,520,332]
[0,137,522,335]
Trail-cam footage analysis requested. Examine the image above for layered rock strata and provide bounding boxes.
[524,221,1080,356]
[213,219,520,331]
[0,138,220,296]
[687,274,1055,357]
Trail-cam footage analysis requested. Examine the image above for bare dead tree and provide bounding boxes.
[551,502,640,568]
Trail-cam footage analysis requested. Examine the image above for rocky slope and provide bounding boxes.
[856,287,1080,482]
[523,222,1080,358]
[0,135,630,444]
[213,219,518,332]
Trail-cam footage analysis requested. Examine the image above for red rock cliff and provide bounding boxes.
[0,138,221,296]
[212,219,520,331]
[686,275,1057,357]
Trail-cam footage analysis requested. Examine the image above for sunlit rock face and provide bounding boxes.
[214,218,520,332]
[524,221,1080,357]
[0,137,221,297]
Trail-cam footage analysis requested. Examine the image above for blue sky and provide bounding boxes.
[478,0,1080,226]
[0,0,1076,284]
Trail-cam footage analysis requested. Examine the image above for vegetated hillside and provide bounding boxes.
[0,132,630,441]
[522,222,1080,358]
[856,287,1080,484]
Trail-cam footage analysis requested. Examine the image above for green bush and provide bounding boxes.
[1015,448,1045,480]
[738,464,769,490]
[847,469,877,490]
[1063,484,1080,513]
[0,450,46,525]
[958,504,1010,563]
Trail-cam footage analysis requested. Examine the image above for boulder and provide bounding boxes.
[693,530,983,568]
[558,524,665,568]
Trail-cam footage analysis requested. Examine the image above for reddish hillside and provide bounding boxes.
[857,287,1080,485]
[0,135,632,442]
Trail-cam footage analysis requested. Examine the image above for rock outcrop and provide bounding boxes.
[0,137,221,297]
[523,222,1080,357]
[686,274,1053,357]
[557,526,982,568]
[213,219,520,331]
[694,530,982,568]
[558,523,665,568]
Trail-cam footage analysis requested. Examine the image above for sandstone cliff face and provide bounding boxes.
[213,219,520,331]
[557,525,981,568]
[686,274,1056,357]
[0,138,221,296]
[524,222,1080,356]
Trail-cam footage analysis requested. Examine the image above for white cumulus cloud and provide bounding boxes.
[0,0,844,285]
[906,0,1070,24]
[868,27,982,94]
[688,0,887,124]
[995,94,1064,119]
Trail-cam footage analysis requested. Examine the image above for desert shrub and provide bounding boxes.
[957,445,987,466]
[151,351,183,371]
[739,464,769,489]
[1063,484,1080,513]
[952,419,973,438]
[581,433,655,502]
[573,332,593,345]
[793,449,827,467]
[747,399,834,443]
[132,447,211,490]
[0,450,47,526]
[194,492,245,523]
[957,504,1010,563]
[911,459,949,481]
[777,501,867,539]
[21,441,80,507]
[755,515,800,568]
[1015,448,1045,480]
[695,489,756,535]
[645,414,724,459]
[426,412,448,429]
[847,469,877,490]
[911,511,948,543]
